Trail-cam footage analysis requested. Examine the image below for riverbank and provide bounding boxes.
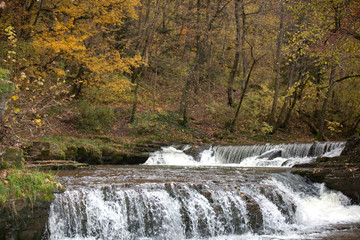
[0,168,64,240]
[0,145,64,239]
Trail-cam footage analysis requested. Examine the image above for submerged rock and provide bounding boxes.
[258,149,282,160]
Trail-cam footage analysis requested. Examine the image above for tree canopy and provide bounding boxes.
[0,0,359,144]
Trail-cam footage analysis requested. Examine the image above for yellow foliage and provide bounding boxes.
[32,0,141,86]
[84,76,134,104]
[325,120,343,134]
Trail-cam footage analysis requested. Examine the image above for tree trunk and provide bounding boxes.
[179,51,200,126]
[227,0,241,106]
[269,1,284,124]
[130,73,141,123]
[317,67,336,141]
[230,47,263,132]
[194,0,202,94]
[32,0,44,26]
[272,62,298,134]
[349,116,360,136]
[281,79,307,128]
[240,1,247,88]
[179,77,191,126]
[179,0,231,125]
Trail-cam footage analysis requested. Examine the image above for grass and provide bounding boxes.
[0,169,63,206]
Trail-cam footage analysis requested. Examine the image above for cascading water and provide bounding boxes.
[145,142,345,167]
[47,166,360,240]
[44,142,360,240]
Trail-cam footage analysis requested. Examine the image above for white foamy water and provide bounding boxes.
[47,166,360,240]
[45,141,359,240]
[144,146,199,165]
[144,142,345,167]
[265,177,360,227]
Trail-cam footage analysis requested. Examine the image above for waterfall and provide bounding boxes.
[47,172,360,240]
[45,142,358,240]
[212,142,345,167]
[145,142,345,167]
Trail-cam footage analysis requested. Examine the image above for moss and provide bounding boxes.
[28,136,161,165]
[202,137,211,143]
[0,161,10,170]
[0,147,24,169]
[0,168,63,239]
[101,147,125,164]
[48,142,66,160]
[76,143,103,164]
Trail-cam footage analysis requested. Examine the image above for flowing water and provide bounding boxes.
[45,142,360,239]
[145,142,345,167]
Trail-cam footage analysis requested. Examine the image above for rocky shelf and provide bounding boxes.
[22,138,166,169]
[25,160,89,170]
[293,136,360,205]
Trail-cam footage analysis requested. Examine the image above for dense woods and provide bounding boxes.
[0,0,359,145]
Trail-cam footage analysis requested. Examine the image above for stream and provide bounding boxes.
[45,142,360,239]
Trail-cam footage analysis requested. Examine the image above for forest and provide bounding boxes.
[0,0,360,146]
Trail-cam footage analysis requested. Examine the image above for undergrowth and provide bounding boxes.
[74,101,116,134]
[128,110,193,142]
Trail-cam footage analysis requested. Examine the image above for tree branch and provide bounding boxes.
[321,74,360,89]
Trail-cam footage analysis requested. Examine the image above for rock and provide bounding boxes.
[0,199,52,240]
[23,138,164,166]
[26,160,89,170]
[101,147,125,164]
[76,144,103,164]
[258,149,282,160]
[0,146,23,169]
[25,142,65,161]
[340,136,360,162]
[293,136,360,204]
[122,152,150,164]
[183,144,212,161]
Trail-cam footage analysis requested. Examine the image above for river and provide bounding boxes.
[45,142,360,239]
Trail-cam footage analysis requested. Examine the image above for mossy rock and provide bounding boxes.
[341,136,360,163]
[25,142,65,160]
[101,147,125,164]
[63,145,78,160]
[0,199,52,240]
[0,147,24,169]
[48,142,66,160]
[76,144,103,164]
[24,136,157,165]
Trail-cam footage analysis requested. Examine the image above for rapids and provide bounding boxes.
[145,142,345,167]
[45,142,360,240]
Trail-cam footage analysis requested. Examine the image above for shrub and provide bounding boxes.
[0,68,14,94]
[129,110,183,138]
[75,101,116,133]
